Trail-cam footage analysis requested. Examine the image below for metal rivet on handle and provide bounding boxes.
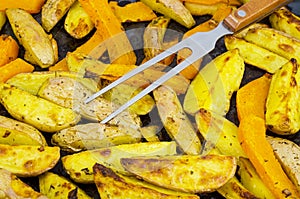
[237,10,247,17]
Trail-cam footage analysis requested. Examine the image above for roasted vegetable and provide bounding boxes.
[0,34,19,67]
[0,0,45,13]
[266,59,300,135]
[270,7,300,40]
[62,141,177,183]
[0,144,60,177]
[6,8,56,68]
[238,115,300,198]
[184,49,244,115]
[153,85,201,155]
[0,83,80,133]
[109,1,157,23]
[93,163,200,199]
[0,115,47,146]
[121,154,237,193]
[0,58,34,83]
[42,0,76,32]
[224,35,288,73]
[0,168,47,199]
[195,108,247,158]
[238,157,275,199]
[39,172,92,199]
[267,136,300,191]
[51,123,142,152]
[140,0,195,28]
[64,1,94,39]
[0,11,6,31]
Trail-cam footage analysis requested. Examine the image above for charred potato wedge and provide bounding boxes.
[6,8,56,68]
[0,144,60,177]
[0,115,47,146]
[93,163,200,199]
[121,154,237,193]
[39,172,92,199]
[62,141,177,183]
[64,1,94,39]
[51,123,142,152]
[0,168,47,199]
[266,59,300,135]
[0,83,80,133]
[42,0,76,32]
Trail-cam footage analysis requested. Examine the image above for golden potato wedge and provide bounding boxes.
[184,2,228,16]
[62,141,177,183]
[238,157,275,199]
[266,59,300,135]
[267,136,300,191]
[224,35,288,73]
[195,108,247,158]
[0,144,60,177]
[244,27,300,63]
[42,0,76,32]
[0,115,47,146]
[141,0,195,28]
[0,168,47,199]
[6,8,56,68]
[121,154,237,193]
[51,123,142,152]
[39,172,92,199]
[64,1,94,39]
[0,83,80,133]
[0,11,6,31]
[183,49,244,115]
[270,7,300,40]
[93,163,200,199]
[153,85,201,155]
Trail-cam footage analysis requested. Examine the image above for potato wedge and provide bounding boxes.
[121,154,237,193]
[64,1,94,39]
[39,172,92,199]
[141,0,195,28]
[0,83,80,133]
[0,144,60,177]
[0,115,47,146]
[0,11,6,31]
[0,168,47,199]
[62,141,177,183]
[51,123,142,152]
[183,49,244,115]
[93,163,200,199]
[224,35,288,73]
[270,7,300,40]
[267,136,300,191]
[184,2,228,16]
[153,85,201,155]
[266,59,300,135]
[42,0,76,32]
[195,108,247,158]
[6,8,56,68]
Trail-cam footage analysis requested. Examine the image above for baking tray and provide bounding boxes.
[0,1,300,198]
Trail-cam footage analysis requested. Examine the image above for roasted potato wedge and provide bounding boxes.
[6,8,56,68]
[93,163,200,199]
[0,144,60,177]
[267,136,300,191]
[62,141,177,183]
[42,0,76,32]
[153,85,201,155]
[0,83,80,133]
[51,123,142,152]
[39,172,92,199]
[121,154,237,193]
[0,11,6,31]
[0,168,47,199]
[0,115,47,146]
[266,59,300,135]
[64,1,94,39]
[184,49,244,115]
[140,0,195,28]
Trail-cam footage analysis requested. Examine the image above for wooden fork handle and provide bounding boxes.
[224,0,293,32]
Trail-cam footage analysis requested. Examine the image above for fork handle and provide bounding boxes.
[224,0,293,32]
